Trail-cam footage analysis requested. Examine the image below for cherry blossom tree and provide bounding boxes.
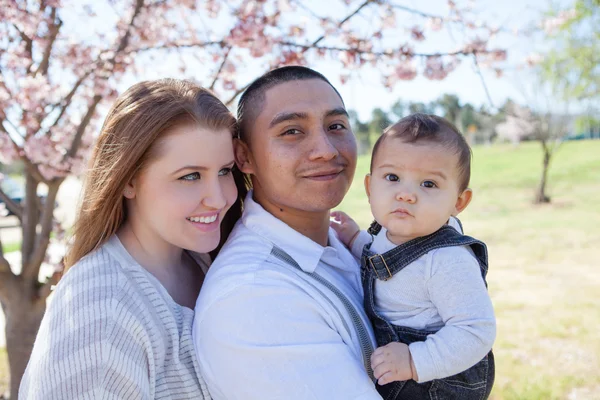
[0,0,509,396]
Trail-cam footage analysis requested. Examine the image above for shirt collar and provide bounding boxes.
[370,218,463,255]
[242,191,327,273]
[370,227,397,254]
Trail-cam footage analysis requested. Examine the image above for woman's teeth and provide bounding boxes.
[187,215,218,224]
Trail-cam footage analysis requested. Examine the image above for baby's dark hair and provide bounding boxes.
[370,113,472,192]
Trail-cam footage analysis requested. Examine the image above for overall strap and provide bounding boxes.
[364,225,489,283]
[270,245,375,381]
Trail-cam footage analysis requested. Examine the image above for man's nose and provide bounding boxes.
[308,129,339,161]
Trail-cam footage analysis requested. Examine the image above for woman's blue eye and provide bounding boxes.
[179,172,200,181]
[219,167,232,176]
[421,180,437,188]
[385,174,399,182]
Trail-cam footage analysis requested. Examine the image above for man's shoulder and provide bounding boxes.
[199,222,295,303]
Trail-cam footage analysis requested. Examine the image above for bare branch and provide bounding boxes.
[209,47,231,91]
[309,0,375,49]
[36,8,62,77]
[472,54,495,110]
[130,40,225,53]
[47,71,93,129]
[224,0,378,106]
[280,41,495,58]
[25,181,61,281]
[389,3,443,19]
[113,0,146,56]
[0,188,23,221]
[64,95,102,159]
[1,122,47,183]
[12,23,34,66]
[21,175,40,267]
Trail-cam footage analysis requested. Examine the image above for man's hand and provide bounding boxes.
[330,211,361,248]
[371,342,418,386]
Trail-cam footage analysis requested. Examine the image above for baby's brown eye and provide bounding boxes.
[385,174,399,182]
[421,180,437,188]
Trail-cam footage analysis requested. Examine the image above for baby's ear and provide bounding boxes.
[453,188,472,216]
[364,174,372,203]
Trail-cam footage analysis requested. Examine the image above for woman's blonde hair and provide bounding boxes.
[65,79,246,268]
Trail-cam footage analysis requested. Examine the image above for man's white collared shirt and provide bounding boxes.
[193,193,380,400]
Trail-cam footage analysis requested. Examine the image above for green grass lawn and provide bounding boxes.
[338,139,600,399]
[1,140,598,398]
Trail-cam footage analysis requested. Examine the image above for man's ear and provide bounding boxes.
[364,174,372,203]
[453,188,472,216]
[234,138,255,175]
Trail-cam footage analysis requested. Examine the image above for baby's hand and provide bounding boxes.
[330,211,360,248]
[371,342,417,386]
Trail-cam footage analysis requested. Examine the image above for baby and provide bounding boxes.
[332,113,496,400]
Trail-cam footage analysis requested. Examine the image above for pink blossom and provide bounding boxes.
[426,17,443,32]
[394,60,417,81]
[423,56,459,80]
[410,26,425,42]
[542,9,577,34]
[525,52,543,67]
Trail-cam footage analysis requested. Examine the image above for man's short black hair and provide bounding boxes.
[237,66,344,142]
[371,113,472,192]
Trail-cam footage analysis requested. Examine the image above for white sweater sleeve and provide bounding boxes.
[408,249,496,383]
[19,254,152,400]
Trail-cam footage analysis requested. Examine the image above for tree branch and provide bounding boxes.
[209,47,231,91]
[472,54,495,110]
[0,188,23,221]
[48,71,93,129]
[130,40,225,53]
[1,121,53,184]
[12,23,34,72]
[21,174,39,268]
[64,95,102,159]
[224,0,378,106]
[36,8,62,77]
[281,41,496,58]
[309,0,375,50]
[25,181,61,281]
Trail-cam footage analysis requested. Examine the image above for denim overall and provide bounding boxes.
[362,223,495,400]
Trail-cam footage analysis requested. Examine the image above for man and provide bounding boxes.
[193,66,382,399]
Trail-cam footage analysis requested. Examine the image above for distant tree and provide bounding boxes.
[496,102,570,203]
[540,0,599,101]
[348,110,370,154]
[435,93,462,126]
[408,101,435,114]
[368,108,392,137]
[390,99,407,120]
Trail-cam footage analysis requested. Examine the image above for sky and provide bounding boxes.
[63,0,567,121]
[325,0,558,120]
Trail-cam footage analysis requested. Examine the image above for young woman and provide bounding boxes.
[20,79,246,399]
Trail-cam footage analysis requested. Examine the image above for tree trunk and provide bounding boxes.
[535,148,552,204]
[3,277,46,400]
